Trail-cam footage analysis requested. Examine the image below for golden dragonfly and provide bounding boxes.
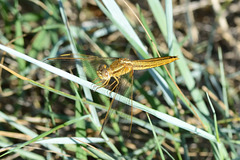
[48,54,178,133]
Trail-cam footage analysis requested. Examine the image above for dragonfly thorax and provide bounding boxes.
[97,64,111,80]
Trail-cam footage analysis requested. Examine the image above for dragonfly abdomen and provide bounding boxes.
[132,56,178,70]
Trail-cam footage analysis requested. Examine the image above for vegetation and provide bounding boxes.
[0,0,239,159]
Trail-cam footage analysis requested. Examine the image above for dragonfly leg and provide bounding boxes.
[100,78,121,135]
[108,78,117,88]
[92,77,101,83]
[96,79,110,90]
[109,76,120,94]
[92,78,103,90]
[129,69,134,135]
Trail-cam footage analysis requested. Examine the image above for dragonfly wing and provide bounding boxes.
[49,53,119,61]
[47,53,119,81]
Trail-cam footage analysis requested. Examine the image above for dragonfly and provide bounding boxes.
[48,54,179,134]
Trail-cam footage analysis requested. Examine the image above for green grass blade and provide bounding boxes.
[0,45,217,142]
[147,0,209,117]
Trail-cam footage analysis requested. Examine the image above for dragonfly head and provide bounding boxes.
[97,64,110,80]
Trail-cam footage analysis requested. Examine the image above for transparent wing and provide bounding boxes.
[47,53,119,82]
[47,53,119,62]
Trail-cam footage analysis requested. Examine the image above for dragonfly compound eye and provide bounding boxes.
[97,64,109,80]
